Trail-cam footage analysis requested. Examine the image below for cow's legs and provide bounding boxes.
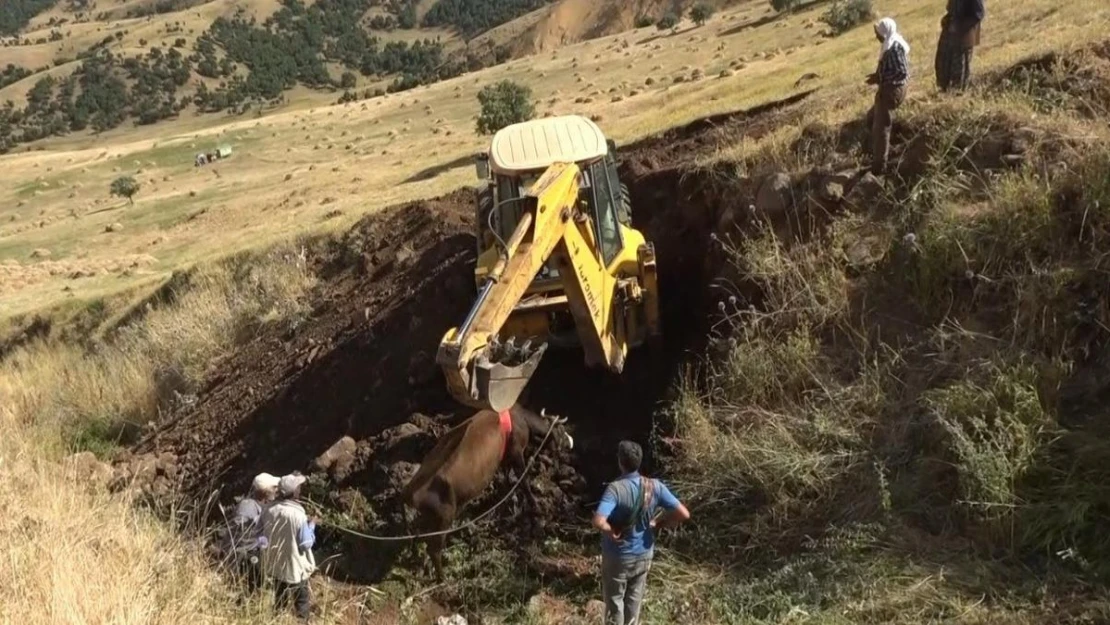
[508,445,542,536]
[426,500,454,583]
[417,479,456,583]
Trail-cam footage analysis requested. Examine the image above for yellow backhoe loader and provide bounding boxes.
[436,115,661,411]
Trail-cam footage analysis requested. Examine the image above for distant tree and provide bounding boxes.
[820,0,874,35]
[634,15,654,28]
[656,12,679,34]
[770,0,802,11]
[340,71,357,89]
[475,80,534,135]
[690,3,714,27]
[110,175,140,204]
[397,2,417,29]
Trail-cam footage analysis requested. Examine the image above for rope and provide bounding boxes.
[309,416,561,542]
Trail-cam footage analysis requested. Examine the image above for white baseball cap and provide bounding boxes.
[279,473,307,496]
[252,472,280,492]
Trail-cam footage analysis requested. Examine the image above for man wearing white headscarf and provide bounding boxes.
[261,473,317,621]
[865,17,910,176]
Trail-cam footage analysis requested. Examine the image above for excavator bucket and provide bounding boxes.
[471,340,548,412]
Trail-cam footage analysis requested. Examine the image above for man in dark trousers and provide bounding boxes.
[221,472,280,597]
[261,473,317,622]
[936,0,985,91]
[592,441,690,625]
[866,18,910,176]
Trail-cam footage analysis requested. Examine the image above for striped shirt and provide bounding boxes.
[878,43,909,86]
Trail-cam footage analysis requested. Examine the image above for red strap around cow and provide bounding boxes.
[498,410,513,460]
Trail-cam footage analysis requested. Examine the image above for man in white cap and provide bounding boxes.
[222,472,280,596]
[261,472,317,621]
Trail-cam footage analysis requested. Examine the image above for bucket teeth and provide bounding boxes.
[471,339,549,411]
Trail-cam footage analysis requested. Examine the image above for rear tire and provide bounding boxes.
[618,182,632,226]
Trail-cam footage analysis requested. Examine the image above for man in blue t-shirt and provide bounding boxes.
[592,441,690,625]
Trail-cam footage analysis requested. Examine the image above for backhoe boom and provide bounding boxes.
[436,161,616,411]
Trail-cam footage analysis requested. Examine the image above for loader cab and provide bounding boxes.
[475,115,630,284]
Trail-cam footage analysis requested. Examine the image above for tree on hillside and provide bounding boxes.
[656,12,679,34]
[820,0,874,35]
[110,175,140,205]
[690,3,714,27]
[476,80,534,135]
[770,0,802,12]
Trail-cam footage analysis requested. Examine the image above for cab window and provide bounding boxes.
[589,161,623,266]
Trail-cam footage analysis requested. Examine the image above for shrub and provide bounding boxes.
[820,0,874,35]
[922,361,1052,521]
[110,176,140,205]
[656,12,679,33]
[690,2,714,27]
[770,0,802,12]
[634,14,654,28]
[475,80,535,135]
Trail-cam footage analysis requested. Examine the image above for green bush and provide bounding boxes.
[110,175,140,205]
[690,2,714,26]
[922,361,1052,520]
[820,0,874,35]
[475,80,535,135]
[770,0,802,12]
[634,14,654,28]
[656,12,679,33]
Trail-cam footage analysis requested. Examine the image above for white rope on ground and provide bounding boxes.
[307,416,560,542]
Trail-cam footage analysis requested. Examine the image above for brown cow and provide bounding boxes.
[400,404,573,580]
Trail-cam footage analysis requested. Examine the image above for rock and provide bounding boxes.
[754,172,793,218]
[64,451,113,487]
[30,248,51,259]
[820,179,845,202]
[106,222,123,232]
[436,615,467,625]
[314,436,357,479]
[584,600,606,621]
[795,72,820,87]
[845,172,884,209]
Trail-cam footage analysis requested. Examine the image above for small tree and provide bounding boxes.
[475,80,535,135]
[690,3,714,27]
[656,12,679,34]
[820,0,874,35]
[634,14,654,28]
[110,175,140,205]
[770,0,802,12]
[339,71,357,89]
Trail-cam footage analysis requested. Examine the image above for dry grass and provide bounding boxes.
[0,243,327,624]
[0,402,280,625]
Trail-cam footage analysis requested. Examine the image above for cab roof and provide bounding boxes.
[489,115,608,175]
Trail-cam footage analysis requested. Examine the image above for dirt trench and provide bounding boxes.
[131,92,818,582]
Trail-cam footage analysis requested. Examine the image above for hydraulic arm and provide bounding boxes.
[436,161,627,411]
